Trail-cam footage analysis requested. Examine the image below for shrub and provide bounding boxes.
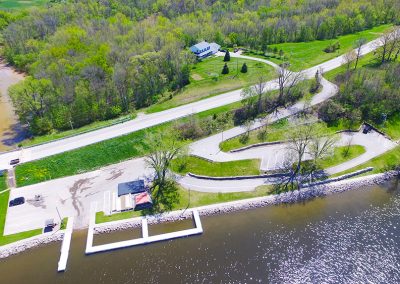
[223,50,231,62]
[221,63,229,74]
[240,62,248,73]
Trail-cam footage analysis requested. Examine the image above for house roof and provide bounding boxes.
[134,192,152,205]
[118,180,145,197]
[190,41,210,52]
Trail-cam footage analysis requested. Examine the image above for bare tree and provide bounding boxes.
[343,50,357,73]
[274,121,337,191]
[276,66,303,110]
[254,74,267,113]
[375,27,400,64]
[354,38,366,70]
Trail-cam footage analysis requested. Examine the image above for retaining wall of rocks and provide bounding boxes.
[0,231,64,259]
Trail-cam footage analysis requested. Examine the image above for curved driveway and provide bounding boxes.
[0,36,386,169]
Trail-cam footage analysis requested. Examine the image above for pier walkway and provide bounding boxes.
[85,203,203,255]
[57,217,74,272]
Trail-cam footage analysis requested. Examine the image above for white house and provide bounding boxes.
[190,41,221,58]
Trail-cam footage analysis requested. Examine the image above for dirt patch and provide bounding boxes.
[191,73,203,81]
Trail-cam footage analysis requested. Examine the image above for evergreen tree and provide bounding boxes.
[240,62,248,73]
[224,50,231,62]
[222,63,229,74]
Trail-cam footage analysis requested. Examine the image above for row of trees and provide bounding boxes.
[1,0,399,134]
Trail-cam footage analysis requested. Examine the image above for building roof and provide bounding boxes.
[190,41,210,52]
[134,192,152,205]
[118,180,145,197]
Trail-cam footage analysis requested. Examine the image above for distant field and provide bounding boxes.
[146,56,275,113]
[245,25,392,71]
[0,0,47,9]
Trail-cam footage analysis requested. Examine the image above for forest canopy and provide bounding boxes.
[1,0,400,134]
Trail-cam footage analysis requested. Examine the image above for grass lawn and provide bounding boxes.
[246,25,391,71]
[20,113,136,147]
[170,156,260,177]
[0,0,47,9]
[0,191,42,246]
[0,174,7,192]
[96,185,273,224]
[318,145,366,169]
[15,99,243,187]
[146,56,275,113]
[332,146,400,177]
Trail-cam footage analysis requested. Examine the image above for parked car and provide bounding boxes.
[9,158,20,166]
[9,197,25,207]
[363,125,372,134]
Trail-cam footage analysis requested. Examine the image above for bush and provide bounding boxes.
[221,63,229,74]
[240,62,248,73]
[223,50,231,62]
[317,100,345,123]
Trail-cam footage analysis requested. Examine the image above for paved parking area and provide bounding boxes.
[4,158,151,234]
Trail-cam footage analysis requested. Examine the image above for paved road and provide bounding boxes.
[190,77,338,161]
[0,36,385,169]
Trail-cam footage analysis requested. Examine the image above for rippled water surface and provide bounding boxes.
[0,180,399,283]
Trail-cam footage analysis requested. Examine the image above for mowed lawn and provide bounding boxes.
[146,56,275,113]
[0,191,42,246]
[170,156,261,177]
[318,145,366,169]
[0,174,6,192]
[0,0,47,9]
[262,25,392,71]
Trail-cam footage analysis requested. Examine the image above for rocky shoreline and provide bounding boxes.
[0,231,64,259]
[94,170,398,234]
[1,170,398,258]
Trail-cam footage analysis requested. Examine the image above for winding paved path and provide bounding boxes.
[0,36,387,169]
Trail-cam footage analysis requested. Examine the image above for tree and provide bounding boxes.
[240,62,248,73]
[354,38,366,70]
[222,63,229,74]
[275,67,303,110]
[145,131,185,211]
[343,50,357,73]
[274,121,337,191]
[224,50,231,62]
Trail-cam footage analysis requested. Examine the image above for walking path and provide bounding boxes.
[0,36,386,169]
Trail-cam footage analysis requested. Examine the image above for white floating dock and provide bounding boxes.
[57,217,74,272]
[85,206,203,255]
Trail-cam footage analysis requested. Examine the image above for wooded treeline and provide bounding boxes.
[1,0,399,134]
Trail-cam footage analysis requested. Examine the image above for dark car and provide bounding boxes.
[363,125,372,134]
[9,158,20,166]
[9,197,25,207]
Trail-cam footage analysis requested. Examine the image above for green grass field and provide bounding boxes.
[0,191,42,246]
[246,25,391,71]
[171,156,260,177]
[318,145,366,169]
[146,57,275,113]
[333,146,400,176]
[15,99,243,187]
[0,174,7,192]
[0,0,47,9]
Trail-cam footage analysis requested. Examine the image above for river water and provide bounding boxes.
[0,61,25,152]
[0,180,399,283]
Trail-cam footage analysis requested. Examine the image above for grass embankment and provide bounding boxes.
[0,0,47,10]
[319,145,366,169]
[245,25,391,71]
[146,57,275,113]
[0,174,7,192]
[20,114,136,147]
[0,191,42,246]
[95,185,273,224]
[170,156,260,177]
[15,101,243,187]
[333,147,400,177]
